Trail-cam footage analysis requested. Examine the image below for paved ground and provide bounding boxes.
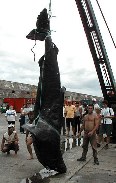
[0,113,116,183]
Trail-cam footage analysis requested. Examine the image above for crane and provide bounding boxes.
[74,0,116,142]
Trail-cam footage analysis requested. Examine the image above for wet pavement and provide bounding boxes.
[68,144,116,183]
[0,113,116,183]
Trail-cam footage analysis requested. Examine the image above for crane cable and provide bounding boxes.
[48,0,52,19]
[95,0,116,48]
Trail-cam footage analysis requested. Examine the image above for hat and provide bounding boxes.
[92,98,96,102]
[8,124,14,128]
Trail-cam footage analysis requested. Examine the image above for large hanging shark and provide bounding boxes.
[25,8,66,173]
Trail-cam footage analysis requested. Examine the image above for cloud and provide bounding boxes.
[0,0,115,98]
[60,66,102,96]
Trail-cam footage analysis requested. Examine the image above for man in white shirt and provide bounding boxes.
[98,100,114,149]
[5,105,17,125]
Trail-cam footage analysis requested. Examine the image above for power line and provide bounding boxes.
[95,0,116,48]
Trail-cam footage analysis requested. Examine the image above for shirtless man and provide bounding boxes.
[77,104,99,165]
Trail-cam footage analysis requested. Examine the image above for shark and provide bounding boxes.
[24,8,66,174]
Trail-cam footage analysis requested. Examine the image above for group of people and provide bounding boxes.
[1,105,34,160]
[63,100,87,137]
[1,100,115,166]
[63,99,114,165]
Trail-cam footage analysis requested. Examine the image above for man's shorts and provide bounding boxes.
[8,121,15,125]
[99,123,112,137]
[4,142,19,152]
[66,118,75,128]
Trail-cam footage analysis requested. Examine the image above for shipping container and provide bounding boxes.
[3,98,36,112]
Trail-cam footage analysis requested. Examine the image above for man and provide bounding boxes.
[1,124,19,155]
[74,101,83,136]
[62,104,66,135]
[24,104,33,123]
[64,100,76,137]
[5,105,17,125]
[92,98,100,112]
[77,104,99,165]
[19,104,26,133]
[98,100,114,149]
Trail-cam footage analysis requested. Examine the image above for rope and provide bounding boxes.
[31,29,37,61]
[95,0,116,48]
[31,40,36,62]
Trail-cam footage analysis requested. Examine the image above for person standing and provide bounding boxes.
[74,101,82,136]
[98,100,114,149]
[19,104,26,133]
[94,108,102,147]
[24,104,33,123]
[5,105,17,125]
[92,98,100,112]
[64,100,76,137]
[83,102,88,116]
[25,111,34,160]
[62,104,66,135]
[77,104,99,165]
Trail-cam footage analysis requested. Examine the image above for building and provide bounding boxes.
[0,80,103,106]
[0,80,37,105]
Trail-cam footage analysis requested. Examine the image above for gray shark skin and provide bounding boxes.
[25,8,66,174]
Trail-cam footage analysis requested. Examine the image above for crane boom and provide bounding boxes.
[75,0,116,107]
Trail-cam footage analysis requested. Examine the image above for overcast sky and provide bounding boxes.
[0,0,116,97]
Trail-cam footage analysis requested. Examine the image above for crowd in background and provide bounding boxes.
[63,99,114,165]
[63,99,114,147]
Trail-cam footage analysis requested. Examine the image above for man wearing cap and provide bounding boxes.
[1,124,19,155]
